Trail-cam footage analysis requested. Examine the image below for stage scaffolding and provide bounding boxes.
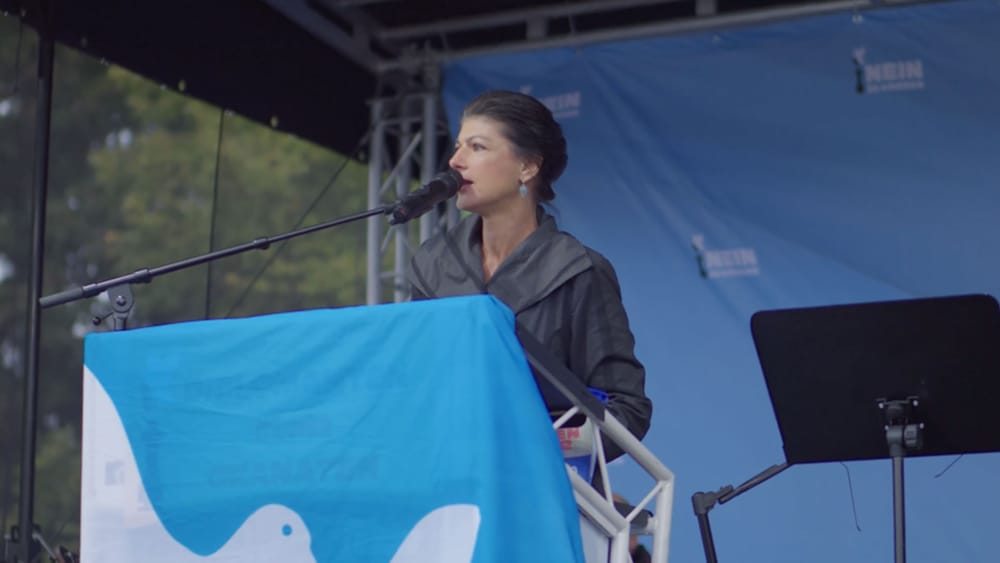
[364,67,458,305]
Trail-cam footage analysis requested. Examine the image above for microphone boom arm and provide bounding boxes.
[40,205,392,310]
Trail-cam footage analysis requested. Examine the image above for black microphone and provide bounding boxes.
[389,168,463,225]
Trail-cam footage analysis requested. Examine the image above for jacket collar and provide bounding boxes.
[450,207,592,313]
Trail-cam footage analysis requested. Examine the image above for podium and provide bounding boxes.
[80,296,587,562]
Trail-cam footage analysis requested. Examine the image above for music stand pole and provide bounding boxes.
[892,455,905,563]
[880,397,924,563]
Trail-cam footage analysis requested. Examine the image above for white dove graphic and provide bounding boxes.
[81,367,482,562]
[80,367,317,562]
[390,504,481,563]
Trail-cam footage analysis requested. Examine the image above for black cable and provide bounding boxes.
[840,462,862,532]
[933,454,963,479]
[11,17,23,96]
[204,109,225,319]
[223,125,373,318]
[50,512,70,556]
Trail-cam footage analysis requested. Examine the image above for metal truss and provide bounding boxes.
[365,73,457,305]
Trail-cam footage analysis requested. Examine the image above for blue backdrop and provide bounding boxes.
[444,1,1000,561]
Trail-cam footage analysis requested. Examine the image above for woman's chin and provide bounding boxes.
[456,196,479,214]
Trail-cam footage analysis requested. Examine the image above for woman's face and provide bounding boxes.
[449,116,534,216]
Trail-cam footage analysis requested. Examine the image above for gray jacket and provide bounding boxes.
[407,209,652,456]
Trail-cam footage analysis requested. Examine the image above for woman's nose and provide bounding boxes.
[449,148,465,170]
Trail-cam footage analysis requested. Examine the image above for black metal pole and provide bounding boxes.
[19,19,54,563]
[692,463,789,563]
[892,455,906,563]
[882,398,916,563]
[692,492,722,563]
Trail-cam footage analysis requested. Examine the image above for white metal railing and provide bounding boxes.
[553,406,675,563]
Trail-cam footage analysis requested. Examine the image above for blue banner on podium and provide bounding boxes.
[81,295,585,562]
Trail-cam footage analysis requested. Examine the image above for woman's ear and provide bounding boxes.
[520,158,542,184]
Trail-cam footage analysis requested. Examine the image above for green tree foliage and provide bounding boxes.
[86,67,370,324]
[1,13,373,553]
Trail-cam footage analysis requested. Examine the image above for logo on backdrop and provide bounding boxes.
[519,85,582,119]
[852,47,925,94]
[691,235,759,279]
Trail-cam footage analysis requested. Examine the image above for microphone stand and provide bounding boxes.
[23,190,446,563]
[691,462,790,563]
[19,186,437,562]
[29,205,390,557]
[40,205,393,316]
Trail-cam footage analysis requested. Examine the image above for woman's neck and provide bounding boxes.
[480,204,538,282]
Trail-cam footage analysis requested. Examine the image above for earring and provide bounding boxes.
[518,183,529,198]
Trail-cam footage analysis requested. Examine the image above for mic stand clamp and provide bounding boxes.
[91,284,135,330]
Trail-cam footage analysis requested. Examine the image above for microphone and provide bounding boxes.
[388,168,463,225]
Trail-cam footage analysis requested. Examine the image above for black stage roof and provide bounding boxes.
[0,0,923,155]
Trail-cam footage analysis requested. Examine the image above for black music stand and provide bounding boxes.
[749,293,1000,563]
